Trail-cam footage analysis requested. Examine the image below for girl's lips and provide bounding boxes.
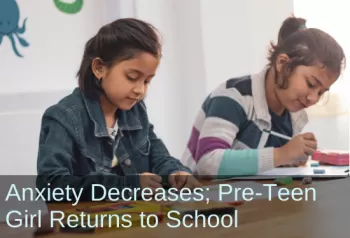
[298,100,307,108]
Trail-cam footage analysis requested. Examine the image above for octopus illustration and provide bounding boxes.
[0,0,29,57]
[53,0,84,14]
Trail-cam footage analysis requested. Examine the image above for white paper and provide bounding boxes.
[258,165,349,177]
[214,161,349,181]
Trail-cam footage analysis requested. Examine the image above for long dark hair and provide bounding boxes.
[77,18,162,98]
[268,16,346,89]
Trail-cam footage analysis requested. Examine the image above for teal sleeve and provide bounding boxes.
[218,149,259,176]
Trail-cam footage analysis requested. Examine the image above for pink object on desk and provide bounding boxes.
[312,150,349,166]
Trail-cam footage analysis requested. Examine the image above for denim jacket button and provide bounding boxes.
[124,159,132,167]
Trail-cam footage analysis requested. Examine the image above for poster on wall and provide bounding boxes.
[1,0,104,95]
[53,0,84,14]
[0,0,29,58]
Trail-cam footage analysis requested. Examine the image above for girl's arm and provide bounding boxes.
[36,106,140,202]
[138,100,192,175]
[148,123,192,175]
[193,91,275,177]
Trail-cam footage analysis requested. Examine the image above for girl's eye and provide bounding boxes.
[126,75,137,81]
[306,80,316,88]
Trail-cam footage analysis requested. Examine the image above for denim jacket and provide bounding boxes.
[37,88,191,197]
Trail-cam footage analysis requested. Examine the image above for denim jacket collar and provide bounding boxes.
[79,89,143,137]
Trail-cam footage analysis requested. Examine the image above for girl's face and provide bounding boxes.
[275,55,338,112]
[93,52,160,110]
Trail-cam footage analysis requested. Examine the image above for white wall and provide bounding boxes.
[0,91,70,175]
[294,0,350,151]
[201,0,349,151]
[134,0,207,158]
[134,0,296,159]
[0,0,112,174]
[201,0,294,92]
[0,0,107,93]
[303,115,349,150]
[0,0,348,175]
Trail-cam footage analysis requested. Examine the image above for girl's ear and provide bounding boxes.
[275,54,290,73]
[91,57,106,79]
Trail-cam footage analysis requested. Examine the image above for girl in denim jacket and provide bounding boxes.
[37,18,200,199]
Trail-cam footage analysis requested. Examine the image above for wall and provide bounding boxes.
[294,0,349,150]
[0,0,107,93]
[133,0,296,159]
[200,0,295,92]
[201,0,349,151]
[0,0,112,174]
[0,0,347,175]
[0,91,69,175]
[302,115,349,150]
[134,0,207,159]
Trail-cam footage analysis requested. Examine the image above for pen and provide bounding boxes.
[264,129,308,160]
[263,129,292,141]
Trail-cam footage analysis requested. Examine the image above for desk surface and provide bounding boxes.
[2,178,349,238]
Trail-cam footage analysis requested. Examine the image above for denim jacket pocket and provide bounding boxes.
[136,139,150,156]
[79,149,105,172]
[128,139,151,173]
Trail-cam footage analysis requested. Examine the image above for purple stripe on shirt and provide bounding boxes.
[187,127,200,159]
[195,137,231,162]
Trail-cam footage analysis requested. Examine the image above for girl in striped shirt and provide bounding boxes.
[181,16,346,177]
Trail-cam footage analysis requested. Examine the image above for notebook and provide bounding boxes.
[312,150,349,166]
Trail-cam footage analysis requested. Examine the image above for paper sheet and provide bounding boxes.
[258,165,349,176]
[214,161,349,181]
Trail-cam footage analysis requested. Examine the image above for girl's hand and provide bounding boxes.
[168,171,202,190]
[140,172,162,190]
[274,133,317,166]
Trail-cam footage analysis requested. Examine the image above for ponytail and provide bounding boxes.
[277,16,307,45]
[267,15,345,89]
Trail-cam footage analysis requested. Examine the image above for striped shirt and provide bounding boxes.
[180,67,309,176]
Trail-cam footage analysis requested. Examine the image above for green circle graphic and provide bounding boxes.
[54,0,83,14]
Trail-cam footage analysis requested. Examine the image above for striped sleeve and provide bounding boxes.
[195,89,275,176]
